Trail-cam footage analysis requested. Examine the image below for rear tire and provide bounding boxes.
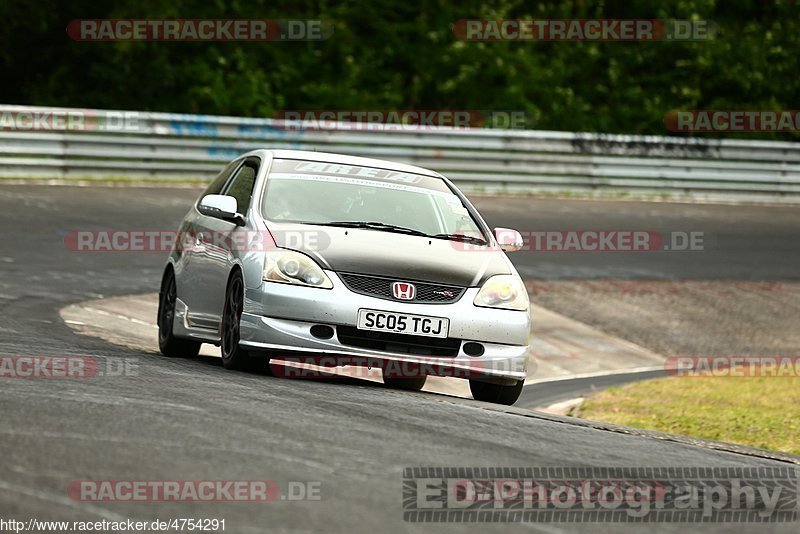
[469,379,524,405]
[220,270,268,373]
[158,268,201,358]
[383,374,427,392]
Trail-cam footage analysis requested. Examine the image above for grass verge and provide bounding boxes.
[0,176,208,186]
[578,374,800,455]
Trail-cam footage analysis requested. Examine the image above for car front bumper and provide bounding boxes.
[239,271,530,384]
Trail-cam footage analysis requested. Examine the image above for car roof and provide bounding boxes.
[250,149,443,178]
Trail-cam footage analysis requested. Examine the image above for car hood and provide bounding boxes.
[266,221,511,287]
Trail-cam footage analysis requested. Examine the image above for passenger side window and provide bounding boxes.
[222,162,258,215]
[201,160,240,198]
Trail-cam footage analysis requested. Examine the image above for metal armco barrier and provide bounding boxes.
[2,104,800,201]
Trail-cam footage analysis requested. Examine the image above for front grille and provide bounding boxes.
[338,273,465,304]
[336,326,461,357]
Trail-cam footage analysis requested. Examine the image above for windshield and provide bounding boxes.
[262,159,485,240]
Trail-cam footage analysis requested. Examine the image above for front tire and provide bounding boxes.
[158,268,201,358]
[383,374,427,392]
[220,270,266,373]
[469,379,524,405]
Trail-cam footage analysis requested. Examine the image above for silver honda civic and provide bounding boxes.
[158,150,530,404]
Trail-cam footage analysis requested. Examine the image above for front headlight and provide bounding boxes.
[473,274,528,311]
[263,250,333,289]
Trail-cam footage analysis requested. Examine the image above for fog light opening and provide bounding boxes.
[463,342,485,357]
[310,325,334,339]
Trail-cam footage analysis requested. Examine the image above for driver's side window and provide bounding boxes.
[222,160,258,216]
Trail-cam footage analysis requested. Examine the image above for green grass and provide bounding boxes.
[578,374,800,455]
[0,175,209,186]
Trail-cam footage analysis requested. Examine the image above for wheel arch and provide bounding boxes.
[159,261,176,292]
[219,264,245,334]
[157,262,177,320]
[226,263,245,287]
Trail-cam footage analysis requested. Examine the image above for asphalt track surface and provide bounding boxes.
[470,194,800,281]
[1,185,798,533]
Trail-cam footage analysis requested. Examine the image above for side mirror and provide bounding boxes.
[198,195,245,226]
[494,227,524,252]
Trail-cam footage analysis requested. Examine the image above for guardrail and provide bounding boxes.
[2,104,800,201]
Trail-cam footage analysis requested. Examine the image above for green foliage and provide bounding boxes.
[0,0,798,138]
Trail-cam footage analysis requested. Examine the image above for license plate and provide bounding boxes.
[356,309,449,338]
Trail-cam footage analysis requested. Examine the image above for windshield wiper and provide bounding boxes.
[322,221,431,237]
[430,233,488,246]
[302,220,487,244]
